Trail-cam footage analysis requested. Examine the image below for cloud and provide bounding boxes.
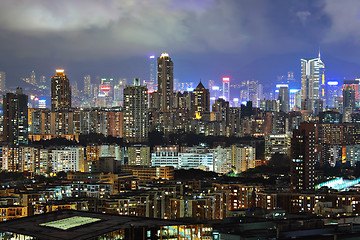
[296,11,311,25]
[0,0,253,60]
[322,0,360,43]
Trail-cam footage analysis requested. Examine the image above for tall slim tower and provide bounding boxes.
[3,88,28,145]
[157,53,173,111]
[123,78,148,143]
[51,69,71,111]
[0,72,5,91]
[222,77,230,102]
[150,55,157,85]
[193,81,210,118]
[84,75,91,96]
[248,80,258,107]
[301,54,325,110]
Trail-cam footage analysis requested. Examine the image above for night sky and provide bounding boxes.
[1,0,360,91]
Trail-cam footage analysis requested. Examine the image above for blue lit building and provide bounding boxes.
[325,80,340,108]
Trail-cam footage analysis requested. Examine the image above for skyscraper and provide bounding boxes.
[192,81,210,118]
[84,75,91,96]
[300,53,325,111]
[290,122,317,192]
[30,71,36,85]
[0,72,5,91]
[3,88,28,145]
[248,80,258,107]
[123,78,148,143]
[149,55,157,86]
[325,80,340,108]
[51,69,71,111]
[278,85,290,112]
[343,85,356,110]
[157,53,173,111]
[222,77,230,102]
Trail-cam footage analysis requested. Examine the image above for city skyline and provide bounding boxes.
[1,1,360,88]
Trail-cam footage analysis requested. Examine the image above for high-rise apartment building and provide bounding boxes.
[301,54,325,111]
[290,122,317,192]
[157,53,173,111]
[51,69,71,111]
[3,88,28,145]
[123,78,148,143]
[0,72,6,91]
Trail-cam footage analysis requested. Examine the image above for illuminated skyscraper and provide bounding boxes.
[3,88,28,145]
[84,75,91,96]
[248,80,258,107]
[325,80,340,108]
[123,78,148,143]
[300,53,325,110]
[192,81,210,118]
[0,72,5,91]
[222,77,230,101]
[278,85,289,112]
[30,71,36,85]
[157,53,173,112]
[343,83,356,110]
[51,69,71,111]
[149,55,157,86]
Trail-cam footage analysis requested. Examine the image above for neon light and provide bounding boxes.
[276,84,289,88]
[212,86,220,91]
[149,55,155,59]
[290,89,300,93]
[327,81,339,86]
[233,98,239,101]
[56,69,64,73]
[101,86,111,91]
[222,77,230,82]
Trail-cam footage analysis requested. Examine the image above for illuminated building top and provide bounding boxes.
[160,53,169,58]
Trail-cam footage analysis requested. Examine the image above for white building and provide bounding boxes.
[151,152,214,171]
[51,147,83,172]
[210,146,232,174]
[231,145,256,173]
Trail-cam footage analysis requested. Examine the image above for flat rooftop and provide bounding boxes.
[0,210,194,240]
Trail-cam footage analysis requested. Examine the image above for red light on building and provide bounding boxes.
[101,86,111,91]
[147,89,154,94]
[222,77,230,82]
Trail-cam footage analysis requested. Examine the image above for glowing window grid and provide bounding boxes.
[40,216,101,230]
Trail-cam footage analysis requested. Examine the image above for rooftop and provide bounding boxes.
[0,210,194,240]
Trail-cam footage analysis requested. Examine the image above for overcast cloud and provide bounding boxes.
[0,0,360,88]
